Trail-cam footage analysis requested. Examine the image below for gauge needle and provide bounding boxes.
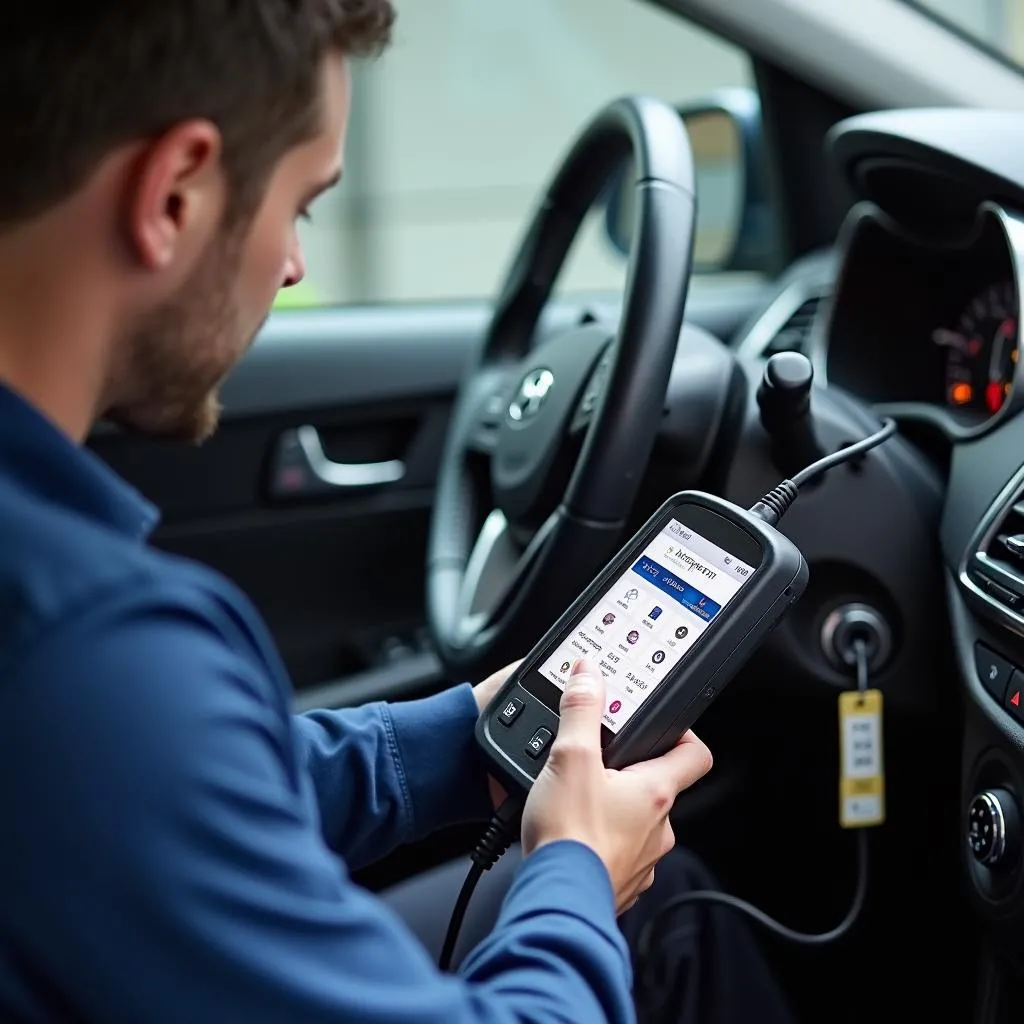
[986,318,1016,413]
[932,328,969,351]
[990,319,1015,378]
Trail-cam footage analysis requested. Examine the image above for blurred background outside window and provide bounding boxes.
[909,0,1024,66]
[275,0,1024,311]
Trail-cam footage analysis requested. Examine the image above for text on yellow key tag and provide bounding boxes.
[838,689,885,828]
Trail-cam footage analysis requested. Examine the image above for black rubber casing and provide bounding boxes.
[476,490,810,791]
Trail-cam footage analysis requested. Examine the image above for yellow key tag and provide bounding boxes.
[838,689,885,828]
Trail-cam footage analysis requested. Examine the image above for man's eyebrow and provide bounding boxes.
[303,169,342,207]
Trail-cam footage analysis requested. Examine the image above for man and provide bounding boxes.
[0,4,796,1022]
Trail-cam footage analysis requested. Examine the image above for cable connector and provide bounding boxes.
[470,796,522,871]
[439,796,523,971]
[748,417,897,528]
[748,480,798,527]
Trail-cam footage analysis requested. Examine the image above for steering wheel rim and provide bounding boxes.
[428,95,697,681]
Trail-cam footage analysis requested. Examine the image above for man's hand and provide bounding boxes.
[521,657,712,915]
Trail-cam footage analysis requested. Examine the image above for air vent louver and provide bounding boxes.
[965,483,1024,619]
[764,296,822,356]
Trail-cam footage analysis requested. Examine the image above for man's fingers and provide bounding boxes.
[472,659,525,713]
[627,729,713,795]
[549,658,606,764]
[493,658,525,679]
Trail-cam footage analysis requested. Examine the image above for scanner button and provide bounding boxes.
[701,685,717,702]
[525,727,553,759]
[497,698,524,726]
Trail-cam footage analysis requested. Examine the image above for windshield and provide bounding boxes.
[904,0,1024,71]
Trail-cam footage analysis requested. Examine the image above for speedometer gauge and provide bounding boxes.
[934,281,1019,416]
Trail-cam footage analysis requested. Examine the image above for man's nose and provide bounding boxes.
[282,242,307,289]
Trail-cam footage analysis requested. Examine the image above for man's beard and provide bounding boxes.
[105,225,263,445]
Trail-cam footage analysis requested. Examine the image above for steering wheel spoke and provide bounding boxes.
[452,509,560,646]
[453,510,518,642]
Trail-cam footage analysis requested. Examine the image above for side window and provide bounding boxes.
[281,0,759,309]
[904,0,1024,65]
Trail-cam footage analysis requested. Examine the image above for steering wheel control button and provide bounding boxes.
[571,350,614,432]
[497,697,524,727]
[525,727,553,760]
[968,789,1021,869]
[975,643,1014,703]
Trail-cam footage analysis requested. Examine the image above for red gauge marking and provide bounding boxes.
[986,381,1005,413]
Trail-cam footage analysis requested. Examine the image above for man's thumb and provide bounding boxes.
[555,658,606,750]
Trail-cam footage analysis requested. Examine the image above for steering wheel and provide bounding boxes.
[427,96,697,681]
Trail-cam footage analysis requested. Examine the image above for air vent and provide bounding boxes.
[736,282,829,360]
[764,296,822,356]
[963,477,1024,623]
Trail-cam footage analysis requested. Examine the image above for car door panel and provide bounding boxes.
[89,279,769,706]
[91,394,452,696]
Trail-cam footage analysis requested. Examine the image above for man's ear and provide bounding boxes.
[126,120,224,272]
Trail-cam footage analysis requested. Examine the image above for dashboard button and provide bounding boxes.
[975,643,1014,704]
[1004,670,1024,724]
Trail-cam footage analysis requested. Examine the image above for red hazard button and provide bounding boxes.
[1004,671,1024,724]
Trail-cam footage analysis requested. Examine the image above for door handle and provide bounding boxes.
[270,425,406,498]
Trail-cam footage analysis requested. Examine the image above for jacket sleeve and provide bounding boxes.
[5,593,635,1024]
[294,682,493,870]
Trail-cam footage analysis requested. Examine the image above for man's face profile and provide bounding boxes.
[106,58,350,445]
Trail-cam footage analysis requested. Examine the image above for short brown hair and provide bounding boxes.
[0,1,394,227]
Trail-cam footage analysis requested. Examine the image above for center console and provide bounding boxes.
[945,412,1024,1020]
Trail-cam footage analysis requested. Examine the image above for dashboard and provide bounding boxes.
[740,112,1024,449]
[819,202,1021,431]
[728,108,1024,1006]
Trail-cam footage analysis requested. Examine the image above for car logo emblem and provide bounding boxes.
[508,368,555,422]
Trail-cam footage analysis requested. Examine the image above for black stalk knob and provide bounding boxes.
[756,352,824,480]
